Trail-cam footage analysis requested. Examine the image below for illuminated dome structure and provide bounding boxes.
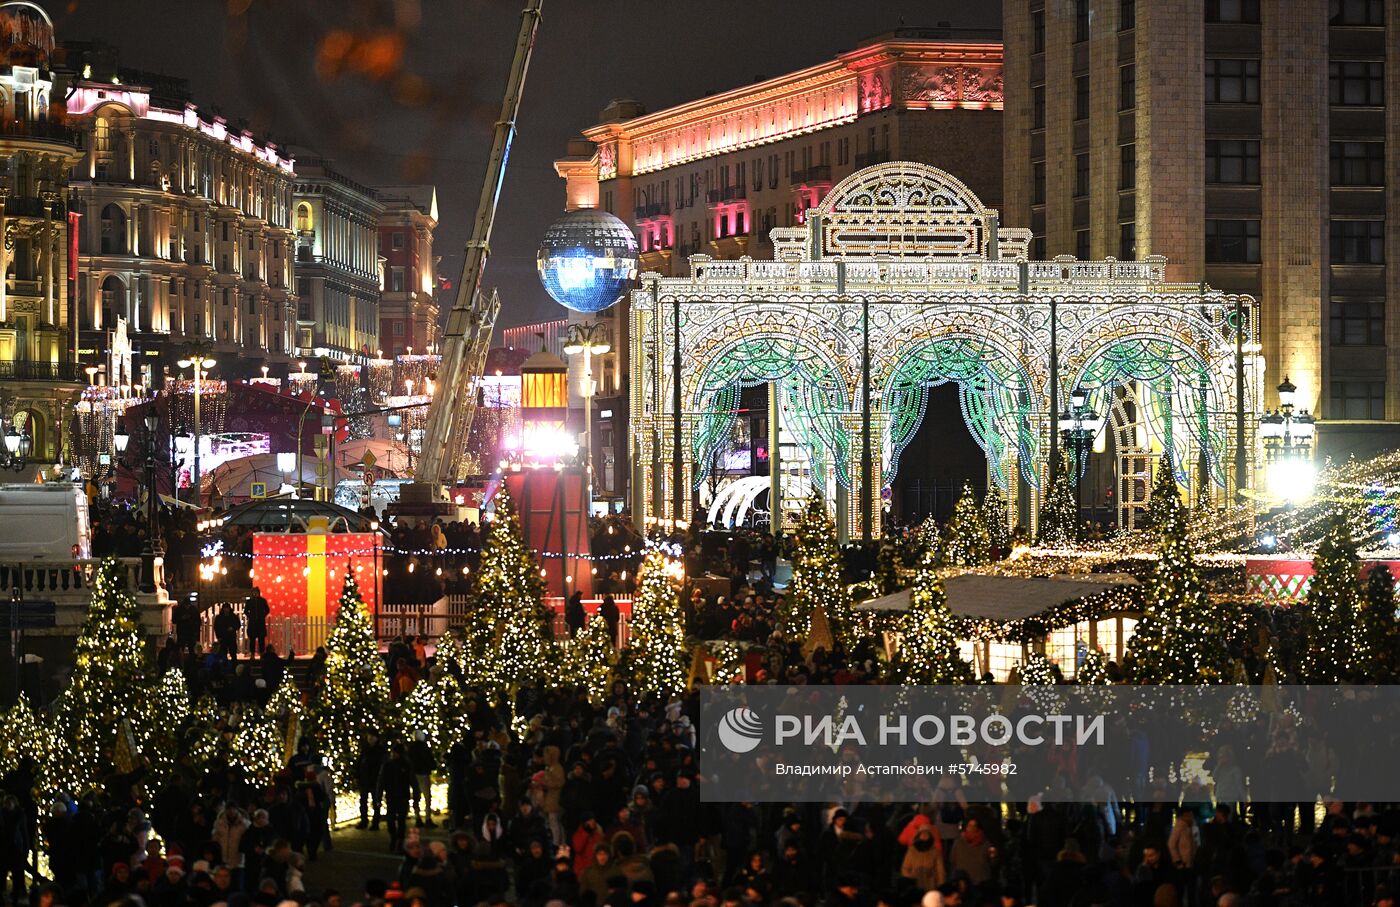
[537,208,638,313]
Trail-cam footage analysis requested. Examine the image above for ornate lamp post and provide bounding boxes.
[1057,387,1106,526]
[562,321,612,507]
[120,411,161,591]
[1259,376,1316,503]
[177,344,216,507]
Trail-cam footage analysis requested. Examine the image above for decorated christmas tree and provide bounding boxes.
[779,498,851,641]
[51,558,153,794]
[981,483,1013,559]
[311,573,391,789]
[1300,513,1362,682]
[889,547,974,685]
[623,550,688,698]
[561,614,617,705]
[1037,455,1078,547]
[475,490,555,693]
[1359,564,1399,682]
[1020,652,1058,686]
[874,535,903,596]
[1126,477,1230,683]
[943,482,991,567]
[184,693,231,772]
[0,694,53,793]
[1077,649,1111,686]
[231,702,284,788]
[397,671,453,758]
[1143,453,1180,530]
[144,668,192,781]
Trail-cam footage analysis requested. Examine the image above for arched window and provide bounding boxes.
[295,202,312,233]
[99,274,125,328]
[99,204,127,254]
[93,115,111,153]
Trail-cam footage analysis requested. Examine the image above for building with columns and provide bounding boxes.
[1002,0,1400,461]
[0,2,84,464]
[376,185,439,357]
[553,26,1004,511]
[292,157,384,361]
[59,43,297,387]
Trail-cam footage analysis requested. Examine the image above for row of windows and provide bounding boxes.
[1200,219,1385,263]
[1036,0,1378,48]
[1041,139,1382,197]
[630,130,886,213]
[1206,139,1384,187]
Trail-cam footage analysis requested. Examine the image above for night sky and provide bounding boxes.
[56,1,1001,330]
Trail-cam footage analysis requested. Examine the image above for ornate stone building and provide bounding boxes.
[292,157,384,360]
[60,44,297,387]
[376,185,439,357]
[1003,0,1400,461]
[553,27,1004,508]
[0,2,84,463]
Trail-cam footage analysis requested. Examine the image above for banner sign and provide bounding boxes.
[700,685,1400,803]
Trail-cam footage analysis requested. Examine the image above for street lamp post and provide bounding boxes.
[563,322,612,508]
[140,412,159,592]
[1259,376,1316,503]
[177,346,216,507]
[1056,387,1106,528]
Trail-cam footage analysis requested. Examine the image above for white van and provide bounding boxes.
[0,483,92,561]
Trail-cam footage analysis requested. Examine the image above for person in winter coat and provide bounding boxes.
[948,819,995,886]
[515,838,554,900]
[578,843,617,905]
[565,592,586,637]
[210,803,250,887]
[539,744,565,846]
[573,814,606,876]
[901,824,946,892]
[357,731,387,830]
[408,732,437,828]
[379,744,415,853]
[407,853,453,907]
[1167,809,1200,873]
[239,809,273,892]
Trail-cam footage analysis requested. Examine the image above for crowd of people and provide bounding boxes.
[16,505,1388,907]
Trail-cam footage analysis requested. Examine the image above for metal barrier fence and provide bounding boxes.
[198,594,634,652]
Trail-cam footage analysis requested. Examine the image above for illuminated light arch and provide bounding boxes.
[630,161,1262,538]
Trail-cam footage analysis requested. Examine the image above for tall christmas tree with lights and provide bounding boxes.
[1360,564,1399,682]
[52,558,153,794]
[0,695,53,792]
[780,498,851,641]
[1126,476,1229,683]
[1143,453,1180,530]
[890,547,973,684]
[561,614,617,705]
[1300,513,1362,682]
[475,490,555,693]
[1037,455,1078,546]
[623,550,688,699]
[942,482,991,567]
[981,483,1012,559]
[311,572,391,789]
[232,702,284,788]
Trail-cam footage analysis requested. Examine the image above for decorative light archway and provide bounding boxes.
[630,161,1262,539]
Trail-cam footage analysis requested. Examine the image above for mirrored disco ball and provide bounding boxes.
[537,208,639,313]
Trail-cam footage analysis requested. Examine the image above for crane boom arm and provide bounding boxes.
[416,0,542,488]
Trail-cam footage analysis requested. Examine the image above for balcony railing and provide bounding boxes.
[0,117,80,145]
[0,359,85,382]
[706,184,747,204]
[790,164,832,185]
[3,196,57,218]
[634,202,671,220]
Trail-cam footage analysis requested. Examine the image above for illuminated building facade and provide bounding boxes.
[292,157,384,361]
[554,27,1004,509]
[60,43,297,387]
[376,185,439,357]
[0,2,84,463]
[1003,0,1400,460]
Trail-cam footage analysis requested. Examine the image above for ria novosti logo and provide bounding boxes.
[716,707,764,753]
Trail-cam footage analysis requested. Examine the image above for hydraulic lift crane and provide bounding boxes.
[404,0,542,502]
